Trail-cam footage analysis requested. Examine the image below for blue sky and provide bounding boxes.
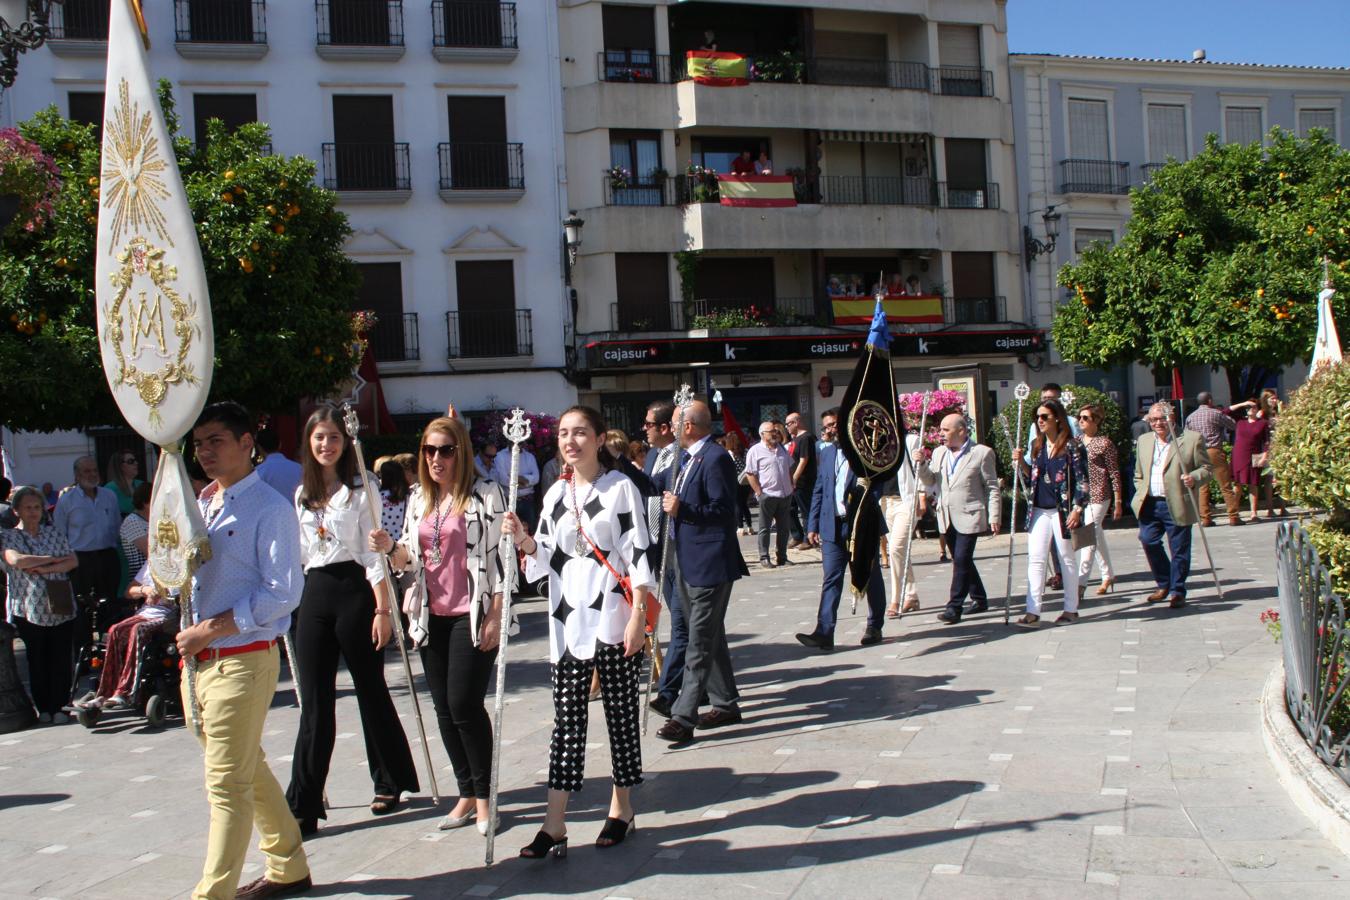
[1007,1,1350,69]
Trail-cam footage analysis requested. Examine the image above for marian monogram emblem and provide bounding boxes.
[102,236,202,424]
[847,400,901,475]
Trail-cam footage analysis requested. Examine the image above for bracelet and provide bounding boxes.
[373,608,391,617]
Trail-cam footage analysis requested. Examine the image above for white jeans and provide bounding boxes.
[1076,500,1115,582]
[1026,506,1080,615]
[879,496,919,604]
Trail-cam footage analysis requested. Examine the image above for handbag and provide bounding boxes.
[1070,525,1097,552]
[44,578,75,618]
[575,522,661,635]
[1252,451,1269,468]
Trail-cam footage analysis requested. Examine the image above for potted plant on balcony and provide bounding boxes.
[684,162,719,204]
[607,164,631,192]
[750,49,805,84]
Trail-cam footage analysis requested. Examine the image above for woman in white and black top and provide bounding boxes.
[503,405,657,859]
[371,414,510,835]
[285,406,418,835]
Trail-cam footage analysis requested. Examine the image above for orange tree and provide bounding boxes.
[0,82,359,432]
[1054,130,1350,401]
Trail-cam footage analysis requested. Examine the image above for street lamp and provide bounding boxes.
[1023,205,1062,267]
[563,210,584,268]
[0,1,60,89]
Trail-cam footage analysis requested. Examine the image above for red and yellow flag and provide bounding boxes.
[686,50,750,86]
[717,175,796,208]
[831,294,943,325]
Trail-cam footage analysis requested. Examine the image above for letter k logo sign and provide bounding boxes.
[725,343,739,360]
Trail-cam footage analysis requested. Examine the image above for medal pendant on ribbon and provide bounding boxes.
[430,546,442,566]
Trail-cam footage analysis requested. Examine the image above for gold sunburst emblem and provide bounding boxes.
[102,79,173,248]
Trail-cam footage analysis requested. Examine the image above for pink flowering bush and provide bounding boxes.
[1260,607,1282,642]
[898,389,967,462]
[0,127,61,235]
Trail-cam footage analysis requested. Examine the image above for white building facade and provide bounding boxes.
[1,0,575,488]
[1011,52,1350,411]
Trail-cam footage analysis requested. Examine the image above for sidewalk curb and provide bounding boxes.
[1260,662,1350,856]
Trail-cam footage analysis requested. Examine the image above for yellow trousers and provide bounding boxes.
[183,645,309,900]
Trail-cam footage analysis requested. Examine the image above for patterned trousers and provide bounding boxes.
[548,642,643,793]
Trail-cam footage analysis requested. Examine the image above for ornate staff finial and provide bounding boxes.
[1061,390,1076,411]
[503,407,531,444]
[341,401,360,440]
[674,383,694,407]
[1014,382,1031,401]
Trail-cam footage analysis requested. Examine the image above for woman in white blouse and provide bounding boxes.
[371,415,509,835]
[285,406,418,835]
[503,405,656,859]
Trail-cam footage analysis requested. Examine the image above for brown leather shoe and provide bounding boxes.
[696,708,743,730]
[1201,518,1215,527]
[1146,589,1169,603]
[235,875,313,900]
[656,719,696,744]
[1229,517,1245,526]
[1168,594,1187,609]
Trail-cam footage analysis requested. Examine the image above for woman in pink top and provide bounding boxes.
[373,415,509,834]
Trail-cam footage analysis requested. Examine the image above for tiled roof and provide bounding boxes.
[1010,52,1350,73]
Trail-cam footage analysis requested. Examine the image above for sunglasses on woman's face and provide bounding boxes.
[1036,413,1053,421]
[422,444,457,459]
[1078,414,1093,422]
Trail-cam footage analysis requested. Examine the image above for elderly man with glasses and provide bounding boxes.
[744,421,795,568]
[1132,402,1211,609]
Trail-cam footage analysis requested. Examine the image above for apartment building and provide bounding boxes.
[1011,52,1350,409]
[1,0,574,486]
[559,0,1036,434]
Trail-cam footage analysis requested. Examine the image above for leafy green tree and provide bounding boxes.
[0,83,360,432]
[1054,130,1350,401]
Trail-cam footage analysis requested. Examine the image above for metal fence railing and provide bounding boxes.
[945,296,1007,325]
[930,66,993,97]
[315,0,403,47]
[175,0,267,43]
[814,175,934,206]
[432,0,517,49]
[50,0,110,40]
[1059,158,1132,194]
[437,142,523,191]
[447,309,532,358]
[936,181,1001,209]
[1276,521,1350,787]
[321,142,412,192]
[369,312,419,362]
[609,301,686,332]
[688,296,823,327]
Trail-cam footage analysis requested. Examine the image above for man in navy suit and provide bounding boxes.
[639,400,689,717]
[798,407,886,651]
[656,399,749,744]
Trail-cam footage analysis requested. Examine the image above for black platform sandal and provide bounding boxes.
[596,815,636,848]
[520,829,568,859]
[370,794,400,815]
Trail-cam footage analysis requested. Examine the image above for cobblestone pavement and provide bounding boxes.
[2,516,1348,899]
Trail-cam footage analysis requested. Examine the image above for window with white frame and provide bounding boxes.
[1068,98,1110,159]
[1299,107,1336,138]
[1147,103,1187,163]
[1073,229,1114,257]
[1224,106,1264,145]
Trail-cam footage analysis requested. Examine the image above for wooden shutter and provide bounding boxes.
[354,263,405,361]
[455,260,517,357]
[193,93,258,147]
[615,254,672,330]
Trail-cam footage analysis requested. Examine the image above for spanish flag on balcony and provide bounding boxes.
[717,175,796,207]
[831,293,944,326]
[686,50,750,86]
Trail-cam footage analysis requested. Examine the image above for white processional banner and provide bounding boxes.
[1311,286,1343,376]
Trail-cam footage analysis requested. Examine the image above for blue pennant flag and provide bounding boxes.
[866,298,891,351]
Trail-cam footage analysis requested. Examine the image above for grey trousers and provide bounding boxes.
[757,494,793,562]
[669,550,740,728]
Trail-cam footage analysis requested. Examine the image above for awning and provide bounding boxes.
[820,130,928,144]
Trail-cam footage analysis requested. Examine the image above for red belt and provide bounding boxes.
[196,639,275,663]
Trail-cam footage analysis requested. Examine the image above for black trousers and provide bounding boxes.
[71,548,119,603]
[944,526,988,615]
[15,617,75,714]
[287,562,419,820]
[420,611,497,799]
[549,643,643,793]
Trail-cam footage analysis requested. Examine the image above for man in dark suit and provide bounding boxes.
[798,407,886,651]
[656,399,749,744]
[639,400,689,717]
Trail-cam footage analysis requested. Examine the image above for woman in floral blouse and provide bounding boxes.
[1074,404,1123,595]
[1012,400,1089,626]
[0,485,78,722]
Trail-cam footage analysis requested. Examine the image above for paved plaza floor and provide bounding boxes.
[3,516,1349,898]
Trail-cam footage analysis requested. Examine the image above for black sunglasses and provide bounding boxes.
[1036,413,1054,421]
[422,444,458,459]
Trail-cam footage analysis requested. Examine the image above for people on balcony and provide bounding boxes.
[904,275,924,296]
[730,150,755,176]
[754,149,773,175]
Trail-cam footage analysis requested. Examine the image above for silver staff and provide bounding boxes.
[895,392,932,617]
[1002,382,1032,625]
[485,407,530,866]
[1163,412,1225,600]
[342,404,440,803]
[643,383,695,735]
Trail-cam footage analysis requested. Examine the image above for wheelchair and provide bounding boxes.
[67,593,184,729]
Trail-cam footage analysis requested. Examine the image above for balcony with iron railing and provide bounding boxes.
[174,0,268,58]
[316,0,404,60]
[1140,162,1168,184]
[321,143,412,202]
[1059,159,1132,195]
[601,173,999,211]
[432,0,517,61]
[609,301,687,333]
[447,309,533,359]
[944,296,1007,326]
[369,312,420,363]
[602,294,1008,335]
[437,142,524,202]
[48,0,109,54]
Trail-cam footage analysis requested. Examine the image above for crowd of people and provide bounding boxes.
[0,382,1290,899]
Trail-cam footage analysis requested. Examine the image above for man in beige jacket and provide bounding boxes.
[1132,402,1212,609]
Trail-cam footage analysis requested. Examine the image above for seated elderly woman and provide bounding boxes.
[74,562,177,711]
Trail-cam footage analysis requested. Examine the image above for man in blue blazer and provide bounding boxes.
[799,407,887,651]
[639,400,690,717]
[656,399,749,744]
